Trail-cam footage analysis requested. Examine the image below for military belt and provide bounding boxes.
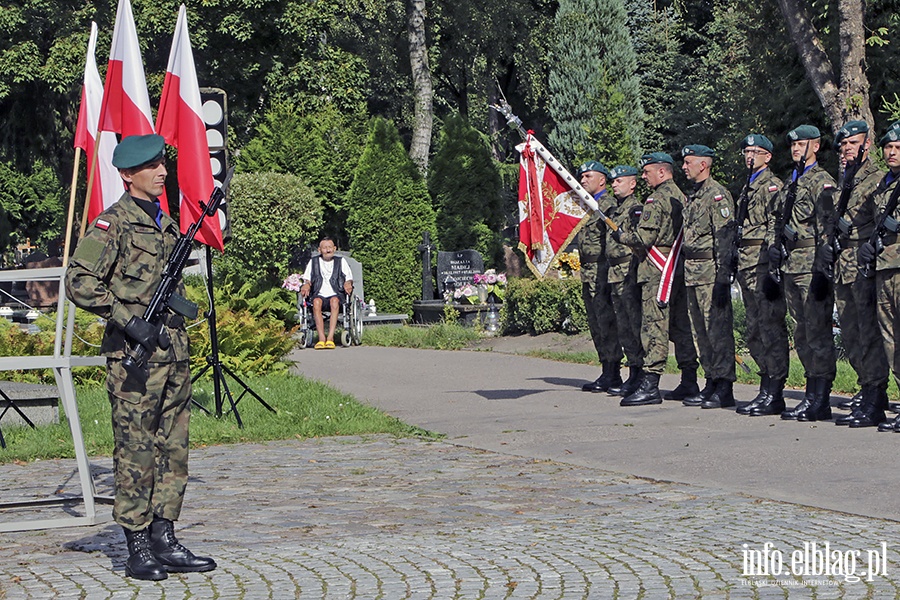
[608,255,632,266]
[839,239,865,248]
[740,239,764,248]
[787,238,817,250]
[684,250,714,260]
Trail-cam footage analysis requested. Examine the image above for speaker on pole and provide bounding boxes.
[200,87,230,242]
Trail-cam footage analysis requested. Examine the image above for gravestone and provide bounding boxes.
[436,250,484,296]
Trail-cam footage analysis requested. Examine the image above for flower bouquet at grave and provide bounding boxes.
[473,269,507,302]
[551,250,581,279]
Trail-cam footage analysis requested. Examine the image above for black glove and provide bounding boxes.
[124,316,159,352]
[610,227,622,243]
[820,242,834,265]
[712,281,731,308]
[767,245,783,269]
[859,241,876,266]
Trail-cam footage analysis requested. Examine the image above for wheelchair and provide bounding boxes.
[297,290,365,348]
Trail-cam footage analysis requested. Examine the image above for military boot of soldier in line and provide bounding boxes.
[737,375,770,414]
[835,386,876,425]
[124,527,167,581]
[582,361,623,393]
[664,369,700,401]
[701,379,735,409]
[609,366,641,396]
[781,377,816,420]
[682,377,714,407]
[795,377,833,422]
[748,377,787,416]
[840,385,889,428]
[837,389,863,411]
[619,373,662,406]
[149,517,217,573]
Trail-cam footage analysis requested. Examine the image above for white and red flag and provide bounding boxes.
[74,22,123,223]
[517,133,598,277]
[156,4,224,252]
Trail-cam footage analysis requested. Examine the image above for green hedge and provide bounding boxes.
[502,277,587,335]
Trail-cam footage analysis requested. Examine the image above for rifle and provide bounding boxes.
[860,173,900,278]
[121,168,234,388]
[730,164,755,279]
[769,143,810,285]
[823,137,867,280]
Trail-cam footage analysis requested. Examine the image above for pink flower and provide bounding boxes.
[497,274,507,284]
[282,273,303,292]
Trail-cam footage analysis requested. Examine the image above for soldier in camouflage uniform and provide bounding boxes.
[577,161,624,393]
[679,145,737,409]
[858,122,900,431]
[731,134,790,417]
[65,135,216,581]
[604,165,645,397]
[614,152,692,405]
[765,125,837,422]
[825,121,890,428]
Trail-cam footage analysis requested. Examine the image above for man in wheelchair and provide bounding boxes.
[299,237,354,349]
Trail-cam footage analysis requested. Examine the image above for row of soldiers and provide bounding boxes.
[577,120,900,431]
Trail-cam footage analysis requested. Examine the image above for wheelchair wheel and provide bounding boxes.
[302,327,314,349]
[341,329,352,347]
[349,296,364,345]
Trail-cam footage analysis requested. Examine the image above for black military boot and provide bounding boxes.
[737,374,769,415]
[878,413,900,432]
[835,386,869,426]
[609,366,641,396]
[796,378,833,422]
[149,517,217,573]
[781,377,816,420]
[848,385,888,428]
[123,527,167,581]
[664,369,700,400]
[749,377,786,416]
[682,378,714,407]
[620,373,662,406]
[837,389,863,411]
[582,361,621,392]
[702,379,735,409]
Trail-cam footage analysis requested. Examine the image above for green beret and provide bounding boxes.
[576,160,610,179]
[609,165,639,179]
[682,144,716,158]
[640,152,674,167]
[741,134,773,153]
[880,121,900,147]
[787,125,820,141]
[112,134,165,169]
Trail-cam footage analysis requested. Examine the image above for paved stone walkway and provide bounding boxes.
[2,436,899,599]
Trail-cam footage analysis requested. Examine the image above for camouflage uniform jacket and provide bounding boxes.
[577,190,615,263]
[872,172,900,271]
[737,168,782,272]
[619,178,684,284]
[605,192,643,284]
[683,177,735,286]
[834,159,884,284]
[767,163,836,275]
[65,192,190,362]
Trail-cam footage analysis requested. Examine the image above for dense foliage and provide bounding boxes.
[502,276,588,335]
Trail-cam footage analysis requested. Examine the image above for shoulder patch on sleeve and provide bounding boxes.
[823,184,834,190]
[714,194,724,201]
[645,197,655,204]
[72,237,106,270]
[768,185,779,192]
[95,218,110,231]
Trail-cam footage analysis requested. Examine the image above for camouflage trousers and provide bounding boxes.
[876,269,900,386]
[783,272,836,380]
[686,283,736,381]
[581,261,622,364]
[107,359,192,531]
[610,275,644,368]
[668,277,699,373]
[736,266,789,379]
[836,276,889,387]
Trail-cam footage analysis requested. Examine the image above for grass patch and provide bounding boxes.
[362,322,481,350]
[0,373,436,464]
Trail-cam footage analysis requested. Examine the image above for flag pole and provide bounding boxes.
[79,119,105,238]
[62,148,82,268]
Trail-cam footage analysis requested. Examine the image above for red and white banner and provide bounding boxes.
[74,22,122,223]
[517,133,598,278]
[156,4,224,251]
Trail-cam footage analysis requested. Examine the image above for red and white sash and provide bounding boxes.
[646,228,684,305]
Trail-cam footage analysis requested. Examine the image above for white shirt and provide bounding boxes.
[301,256,353,297]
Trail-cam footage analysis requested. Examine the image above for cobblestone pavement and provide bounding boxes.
[2,436,899,599]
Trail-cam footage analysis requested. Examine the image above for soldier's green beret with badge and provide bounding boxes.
[834,120,869,148]
[112,134,165,169]
[787,124,821,141]
[609,165,639,180]
[742,134,773,153]
[682,144,716,158]
[640,152,674,167]
[880,121,900,147]
[575,160,611,179]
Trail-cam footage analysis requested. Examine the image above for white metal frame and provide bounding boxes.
[0,267,112,532]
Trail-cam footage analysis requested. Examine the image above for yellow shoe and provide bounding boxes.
[314,341,326,349]
[325,340,336,349]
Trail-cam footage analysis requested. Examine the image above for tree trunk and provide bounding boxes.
[776,0,873,131]
[407,0,433,176]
